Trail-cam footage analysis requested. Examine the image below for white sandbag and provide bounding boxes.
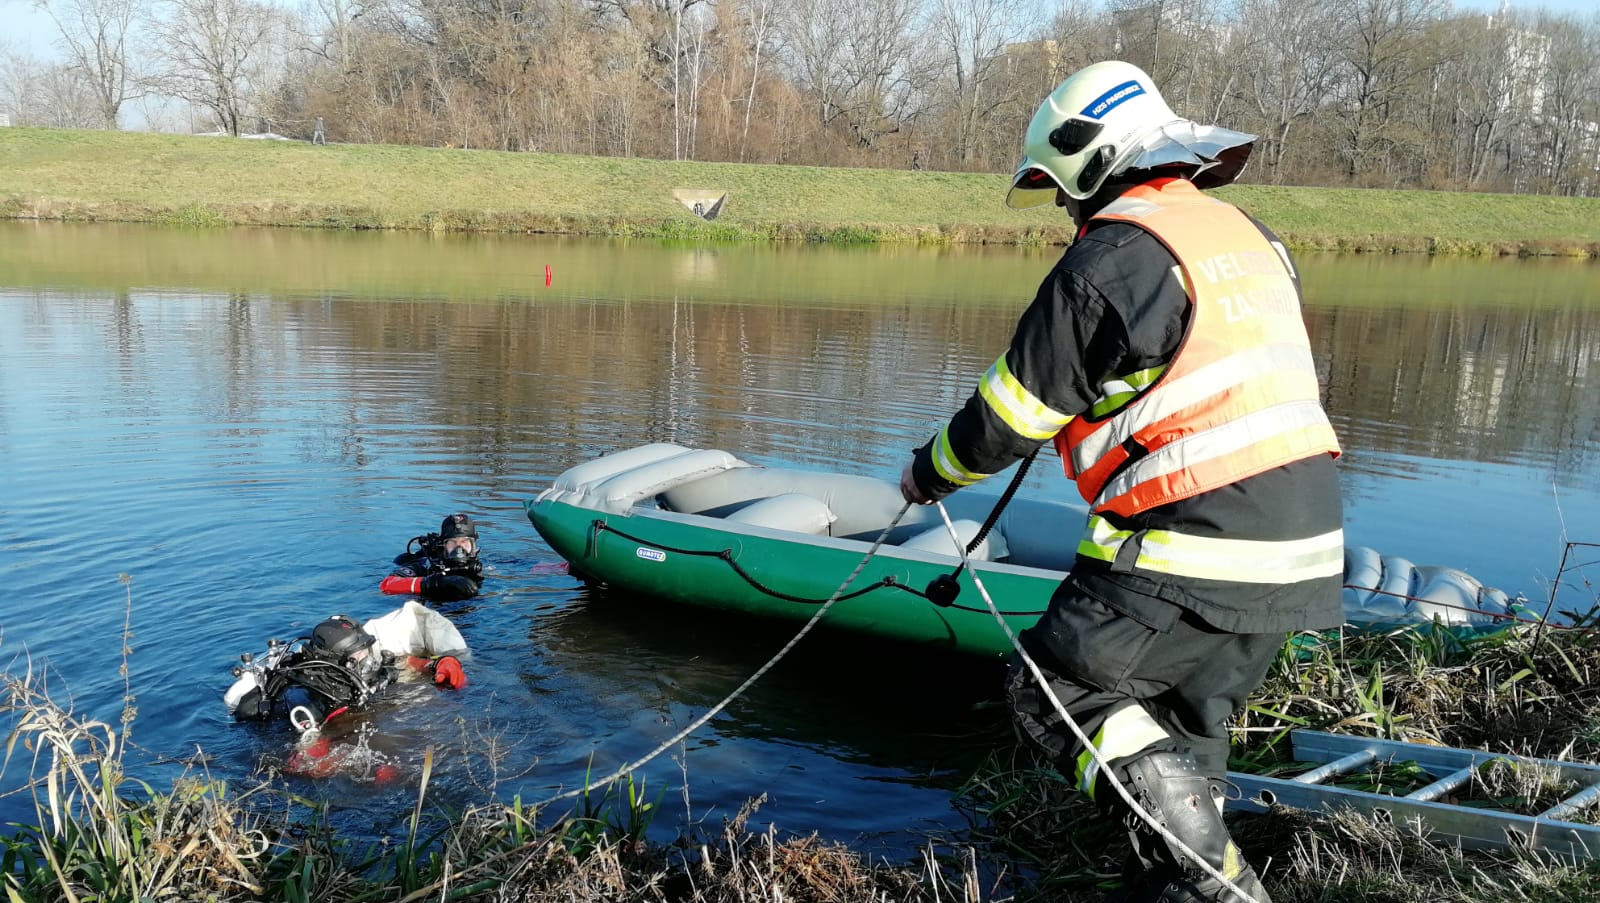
[725,493,836,535]
[1410,565,1489,627]
[899,520,1010,562]
[364,601,469,659]
[1342,546,1410,622]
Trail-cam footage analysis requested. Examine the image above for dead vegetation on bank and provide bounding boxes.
[5,555,1600,902]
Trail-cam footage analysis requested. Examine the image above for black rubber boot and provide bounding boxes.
[1107,751,1273,903]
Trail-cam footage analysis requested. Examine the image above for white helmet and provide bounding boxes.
[1006,60,1257,208]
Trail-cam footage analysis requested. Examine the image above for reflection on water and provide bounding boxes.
[1,222,1598,853]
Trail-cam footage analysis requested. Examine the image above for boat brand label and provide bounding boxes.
[635,547,667,562]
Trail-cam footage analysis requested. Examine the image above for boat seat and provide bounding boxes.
[897,519,1009,562]
[541,447,749,514]
[724,493,836,536]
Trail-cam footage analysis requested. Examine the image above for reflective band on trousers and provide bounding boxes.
[1069,343,1318,476]
[978,354,1073,440]
[1076,703,1170,799]
[1077,514,1345,584]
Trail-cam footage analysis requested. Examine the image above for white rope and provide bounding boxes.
[531,504,914,809]
[933,502,1263,903]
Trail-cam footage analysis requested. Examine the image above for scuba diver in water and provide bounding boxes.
[380,513,485,602]
[224,607,467,778]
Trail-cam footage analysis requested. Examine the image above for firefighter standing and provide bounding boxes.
[900,60,1344,902]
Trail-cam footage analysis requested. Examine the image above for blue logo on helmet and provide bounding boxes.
[1080,80,1146,120]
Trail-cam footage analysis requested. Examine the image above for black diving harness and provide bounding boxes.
[585,449,1043,616]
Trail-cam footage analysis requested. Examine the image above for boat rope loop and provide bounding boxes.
[932,502,1264,903]
[533,504,917,810]
[587,519,1046,616]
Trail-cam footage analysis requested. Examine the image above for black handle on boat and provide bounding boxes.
[925,573,963,607]
[922,449,1040,608]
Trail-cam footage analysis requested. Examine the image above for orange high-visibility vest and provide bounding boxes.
[1055,179,1340,518]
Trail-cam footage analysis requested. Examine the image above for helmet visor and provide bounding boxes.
[1006,162,1062,209]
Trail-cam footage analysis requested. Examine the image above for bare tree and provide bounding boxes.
[733,0,775,161]
[153,0,284,135]
[297,0,358,71]
[592,0,709,159]
[930,0,1035,166]
[774,0,850,130]
[836,0,922,149]
[1234,0,1340,183]
[1533,11,1600,196]
[97,0,1591,194]
[31,0,147,127]
[1328,0,1448,183]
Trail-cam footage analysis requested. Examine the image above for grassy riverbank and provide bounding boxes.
[3,127,1600,256]
[9,614,1600,902]
[6,557,1600,902]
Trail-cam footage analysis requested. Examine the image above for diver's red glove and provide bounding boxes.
[381,574,422,595]
[430,655,466,689]
[408,654,466,689]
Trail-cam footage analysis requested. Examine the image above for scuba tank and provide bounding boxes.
[224,616,395,726]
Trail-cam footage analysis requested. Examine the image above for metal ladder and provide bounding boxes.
[1225,730,1600,860]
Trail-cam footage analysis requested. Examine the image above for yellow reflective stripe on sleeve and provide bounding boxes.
[1124,366,1164,389]
[1086,366,1168,419]
[930,426,990,487]
[1137,527,1344,584]
[977,355,1073,441]
[1088,381,1138,419]
[1094,400,1332,507]
[1069,343,1317,474]
[1075,704,1171,799]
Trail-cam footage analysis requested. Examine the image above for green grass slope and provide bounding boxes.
[3,128,1598,255]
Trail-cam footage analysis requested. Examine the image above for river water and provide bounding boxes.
[2,222,1598,854]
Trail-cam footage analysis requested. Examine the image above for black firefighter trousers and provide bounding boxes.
[1005,572,1285,784]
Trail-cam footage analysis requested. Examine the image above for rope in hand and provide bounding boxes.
[933,501,1264,903]
[530,502,915,809]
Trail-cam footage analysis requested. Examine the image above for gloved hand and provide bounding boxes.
[404,655,466,688]
[380,574,422,595]
[429,655,466,689]
[900,460,933,505]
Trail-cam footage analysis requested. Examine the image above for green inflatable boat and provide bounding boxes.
[526,443,1082,660]
[527,444,1531,661]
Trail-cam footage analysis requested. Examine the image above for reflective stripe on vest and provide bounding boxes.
[1077,514,1345,584]
[1055,178,1340,518]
